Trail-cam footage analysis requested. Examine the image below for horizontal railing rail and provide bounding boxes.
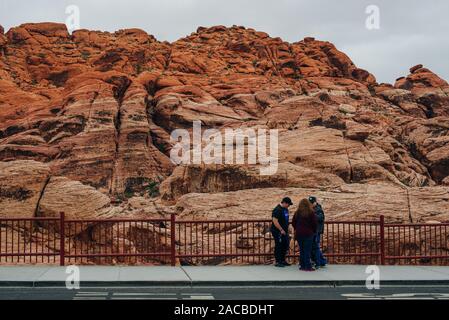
[0,213,448,266]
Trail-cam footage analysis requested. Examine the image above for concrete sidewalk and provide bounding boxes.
[1,265,449,287]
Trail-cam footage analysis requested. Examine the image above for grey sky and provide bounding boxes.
[1,0,448,84]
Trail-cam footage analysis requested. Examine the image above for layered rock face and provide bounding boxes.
[1,23,449,246]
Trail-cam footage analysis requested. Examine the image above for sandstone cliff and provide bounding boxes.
[1,23,448,227]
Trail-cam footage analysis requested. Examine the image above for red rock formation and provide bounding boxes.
[1,23,448,232]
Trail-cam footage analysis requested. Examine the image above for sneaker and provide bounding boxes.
[281,261,292,266]
[275,263,285,268]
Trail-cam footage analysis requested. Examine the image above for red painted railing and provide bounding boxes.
[384,222,449,265]
[0,216,61,264]
[0,213,448,266]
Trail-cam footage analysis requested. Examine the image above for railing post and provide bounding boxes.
[379,215,385,265]
[170,214,176,266]
[60,212,65,266]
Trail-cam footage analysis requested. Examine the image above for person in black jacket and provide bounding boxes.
[271,197,293,267]
[309,196,328,268]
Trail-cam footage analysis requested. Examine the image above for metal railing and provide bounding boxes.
[384,222,449,265]
[0,214,448,266]
[0,217,61,264]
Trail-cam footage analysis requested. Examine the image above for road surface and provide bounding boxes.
[1,285,449,300]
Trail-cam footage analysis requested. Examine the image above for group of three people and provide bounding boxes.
[271,196,327,271]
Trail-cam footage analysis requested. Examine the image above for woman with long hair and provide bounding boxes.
[292,198,318,271]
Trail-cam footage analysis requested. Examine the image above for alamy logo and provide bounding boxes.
[65,5,81,33]
[170,121,279,175]
[365,5,380,30]
[365,265,380,289]
[65,265,80,290]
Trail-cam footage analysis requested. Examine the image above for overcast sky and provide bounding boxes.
[1,0,448,84]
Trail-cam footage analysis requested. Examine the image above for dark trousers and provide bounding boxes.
[297,235,314,270]
[271,230,290,263]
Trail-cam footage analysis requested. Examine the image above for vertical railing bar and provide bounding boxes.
[0,219,3,263]
[249,222,252,264]
[59,212,65,266]
[38,220,42,265]
[16,220,19,264]
[189,222,192,263]
[110,220,113,264]
[327,223,335,262]
[67,221,70,265]
[11,221,15,263]
[52,220,56,264]
[371,222,374,265]
[23,220,26,264]
[444,225,449,263]
[18,221,21,264]
[237,222,240,264]
[44,220,47,264]
[183,222,186,261]
[414,225,418,265]
[213,222,215,261]
[251,222,256,264]
[170,214,176,266]
[357,223,360,264]
[202,222,205,261]
[393,225,396,264]
[235,223,238,264]
[207,222,210,262]
[6,220,9,264]
[403,225,406,265]
[141,220,144,265]
[80,222,84,265]
[74,222,78,265]
[407,225,410,265]
[259,222,262,264]
[347,223,351,264]
[353,223,356,264]
[194,222,197,264]
[434,225,437,265]
[31,220,34,264]
[223,222,227,264]
[103,221,106,262]
[439,225,443,265]
[424,225,428,264]
[380,215,385,265]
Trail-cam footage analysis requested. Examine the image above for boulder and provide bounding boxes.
[339,104,357,114]
[0,161,50,218]
[174,183,413,223]
[38,177,113,235]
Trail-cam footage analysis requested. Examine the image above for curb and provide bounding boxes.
[2,279,449,288]
[189,280,449,287]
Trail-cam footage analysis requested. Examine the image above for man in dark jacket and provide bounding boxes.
[271,197,293,267]
[309,196,327,268]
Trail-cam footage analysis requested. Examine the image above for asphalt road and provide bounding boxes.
[1,285,449,300]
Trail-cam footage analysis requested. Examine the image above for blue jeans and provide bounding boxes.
[312,233,327,266]
[297,235,314,270]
